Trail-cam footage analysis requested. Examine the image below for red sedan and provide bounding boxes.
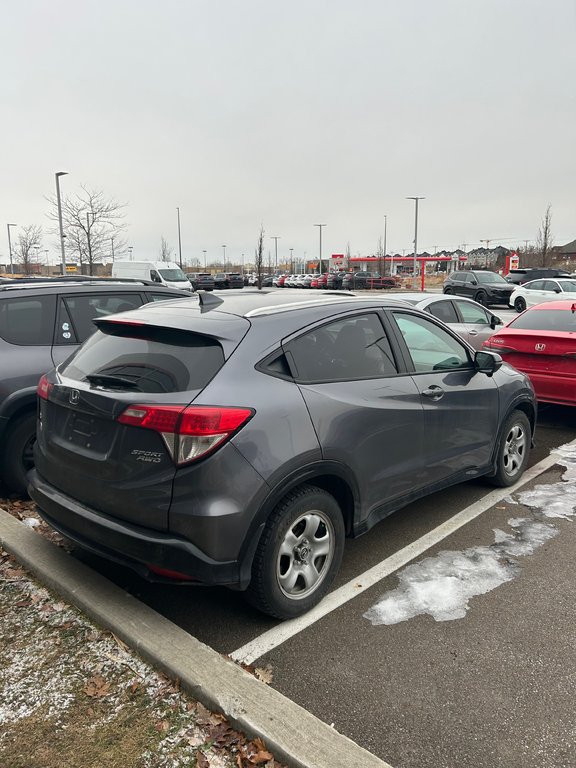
[483,299,576,406]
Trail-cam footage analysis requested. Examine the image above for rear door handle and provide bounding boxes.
[422,385,445,401]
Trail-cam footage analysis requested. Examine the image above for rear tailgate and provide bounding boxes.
[35,310,249,529]
[492,330,576,403]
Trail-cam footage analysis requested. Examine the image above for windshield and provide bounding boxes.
[509,308,576,333]
[159,268,188,282]
[476,272,508,284]
[556,280,576,291]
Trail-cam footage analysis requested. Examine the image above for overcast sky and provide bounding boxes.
[1,0,574,267]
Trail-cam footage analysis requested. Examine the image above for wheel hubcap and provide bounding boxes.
[277,511,335,600]
[503,424,527,477]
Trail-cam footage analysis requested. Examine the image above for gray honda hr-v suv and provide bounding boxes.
[29,291,536,619]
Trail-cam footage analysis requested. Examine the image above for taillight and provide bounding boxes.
[118,404,254,465]
[37,374,53,401]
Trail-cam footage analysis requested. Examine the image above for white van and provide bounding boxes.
[112,261,193,291]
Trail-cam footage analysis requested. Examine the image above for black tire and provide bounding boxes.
[245,485,345,619]
[474,290,488,306]
[1,412,37,496]
[487,410,531,488]
[514,296,526,313]
[443,287,452,295]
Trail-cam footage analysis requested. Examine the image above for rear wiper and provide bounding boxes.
[85,373,139,390]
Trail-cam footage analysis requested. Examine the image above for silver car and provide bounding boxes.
[394,293,503,349]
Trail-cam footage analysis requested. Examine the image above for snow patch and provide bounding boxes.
[364,441,576,627]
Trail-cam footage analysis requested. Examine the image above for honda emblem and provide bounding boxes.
[535,343,546,352]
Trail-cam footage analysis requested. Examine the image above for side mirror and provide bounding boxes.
[475,350,503,377]
[554,288,562,294]
[490,315,503,329]
[470,279,478,285]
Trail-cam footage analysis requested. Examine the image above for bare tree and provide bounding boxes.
[255,224,265,289]
[536,205,554,268]
[15,225,43,275]
[159,236,173,262]
[47,186,127,274]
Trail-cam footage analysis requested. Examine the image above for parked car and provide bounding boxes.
[340,272,397,290]
[509,277,576,312]
[443,270,514,307]
[0,280,190,495]
[396,293,503,350]
[186,272,215,291]
[325,272,345,290]
[505,268,571,285]
[483,299,576,406]
[213,272,244,289]
[30,291,535,619]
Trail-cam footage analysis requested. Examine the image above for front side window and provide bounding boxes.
[454,300,490,324]
[393,312,472,373]
[288,313,398,382]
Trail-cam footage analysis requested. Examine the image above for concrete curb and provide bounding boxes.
[0,508,391,768]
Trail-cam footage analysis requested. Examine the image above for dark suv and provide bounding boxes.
[341,271,397,290]
[443,270,514,306]
[214,273,244,289]
[506,268,571,285]
[186,272,215,291]
[0,279,190,495]
[30,291,535,619]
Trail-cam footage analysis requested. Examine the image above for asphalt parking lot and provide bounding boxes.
[67,402,576,768]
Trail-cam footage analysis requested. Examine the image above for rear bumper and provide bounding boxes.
[28,469,253,588]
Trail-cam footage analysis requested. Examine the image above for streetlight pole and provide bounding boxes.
[203,250,207,269]
[6,224,17,275]
[128,246,133,260]
[270,236,280,272]
[176,207,183,268]
[289,248,294,273]
[383,215,388,275]
[111,237,115,262]
[55,172,68,275]
[406,197,425,284]
[222,245,227,270]
[314,224,326,273]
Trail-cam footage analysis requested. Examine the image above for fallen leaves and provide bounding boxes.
[83,675,112,698]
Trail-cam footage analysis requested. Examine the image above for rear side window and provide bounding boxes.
[57,293,144,344]
[0,295,54,345]
[426,300,459,324]
[288,313,398,382]
[61,326,225,393]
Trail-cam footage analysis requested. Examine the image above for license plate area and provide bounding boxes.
[64,412,109,452]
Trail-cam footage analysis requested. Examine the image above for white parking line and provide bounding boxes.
[230,446,571,665]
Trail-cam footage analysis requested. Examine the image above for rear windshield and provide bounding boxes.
[61,325,225,393]
[509,309,576,333]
